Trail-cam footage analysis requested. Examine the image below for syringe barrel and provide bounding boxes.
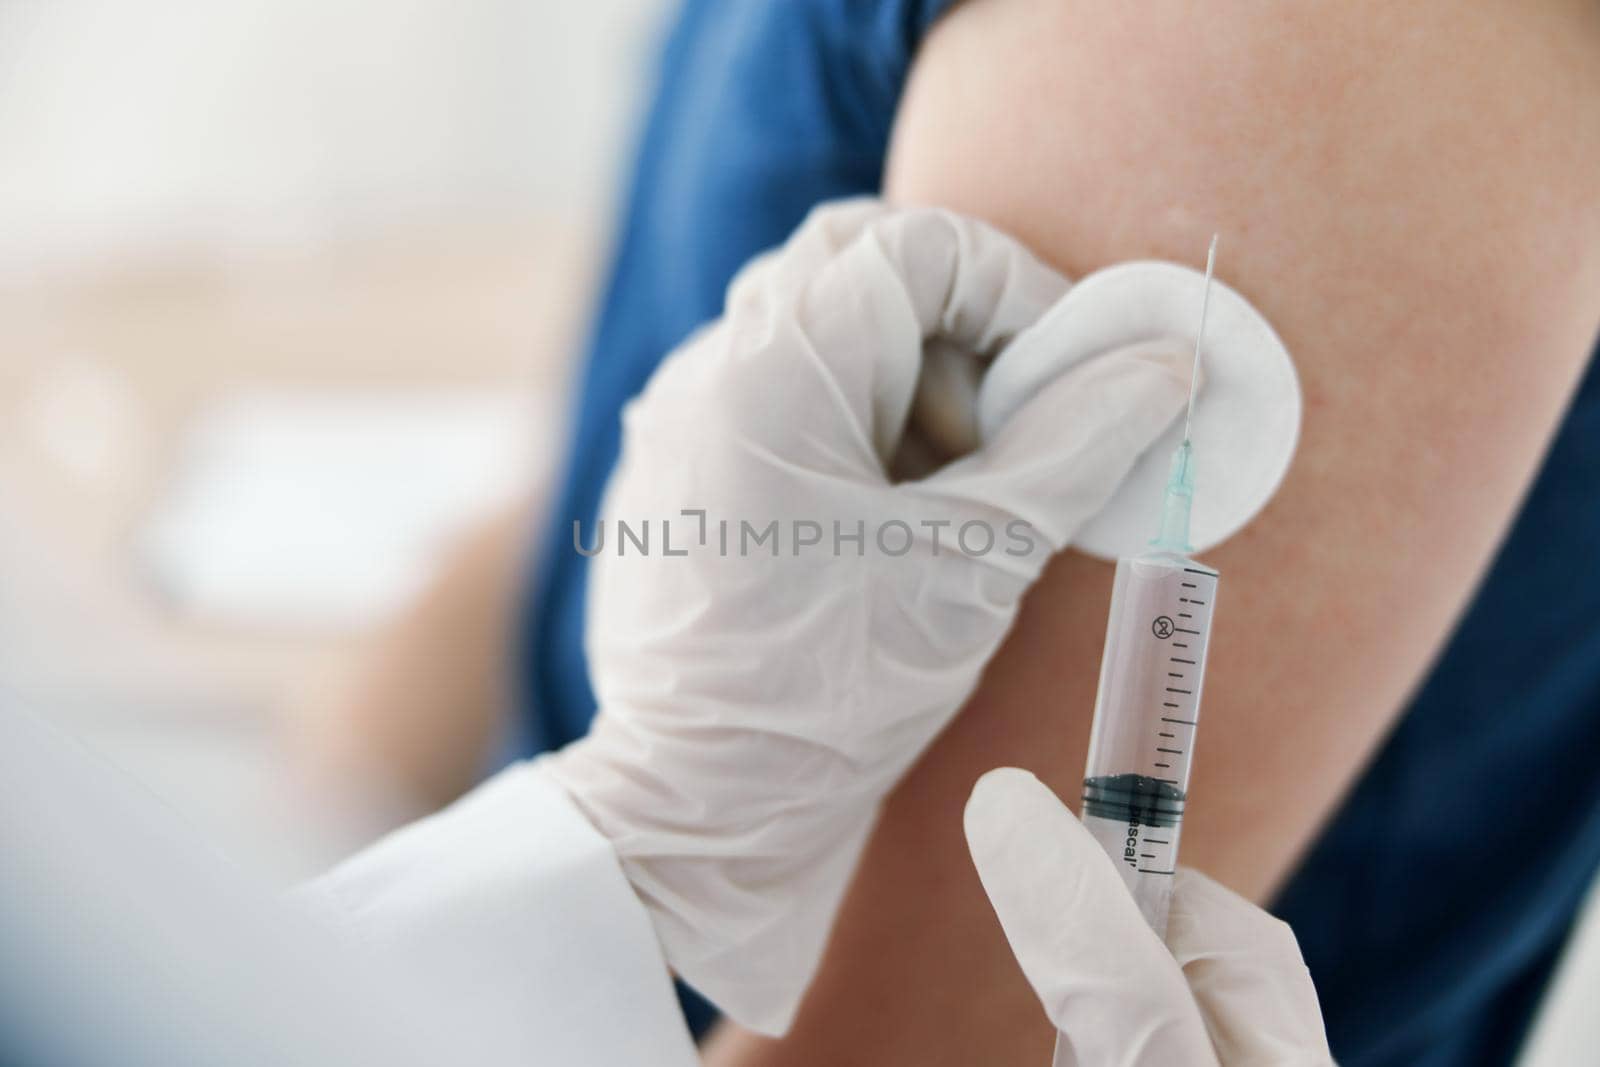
[1081,550,1219,935]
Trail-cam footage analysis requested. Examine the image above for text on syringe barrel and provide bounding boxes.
[1080,551,1219,936]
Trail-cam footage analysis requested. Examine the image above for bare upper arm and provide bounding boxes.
[877,0,1600,898]
[708,1,1600,1062]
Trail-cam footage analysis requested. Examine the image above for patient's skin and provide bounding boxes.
[706,0,1600,1062]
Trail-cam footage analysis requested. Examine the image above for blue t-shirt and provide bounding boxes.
[520,2,1600,1061]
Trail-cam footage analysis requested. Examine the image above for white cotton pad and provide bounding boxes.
[977,261,1301,561]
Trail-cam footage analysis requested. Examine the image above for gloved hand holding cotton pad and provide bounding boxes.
[914,249,1301,559]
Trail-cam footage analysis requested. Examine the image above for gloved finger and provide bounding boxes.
[1166,869,1334,1065]
[965,768,1218,1067]
[724,197,895,309]
[913,339,1192,555]
[717,205,1070,474]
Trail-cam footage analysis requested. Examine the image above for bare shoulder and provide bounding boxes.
[891,0,1600,322]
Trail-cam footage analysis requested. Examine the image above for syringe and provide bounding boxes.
[1079,235,1221,936]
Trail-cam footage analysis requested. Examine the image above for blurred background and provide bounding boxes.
[0,0,668,873]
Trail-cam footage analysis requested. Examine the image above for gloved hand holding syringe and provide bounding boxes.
[966,224,1300,946]
[1080,236,1221,936]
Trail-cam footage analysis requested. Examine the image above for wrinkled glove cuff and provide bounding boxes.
[546,736,878,1037]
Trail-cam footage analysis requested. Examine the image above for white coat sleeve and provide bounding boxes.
[300,760,701,1067]
[1,705,699,1067]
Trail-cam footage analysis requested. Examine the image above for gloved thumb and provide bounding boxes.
[964,768,1217,1067]
[916,340,1192,555]
[1165,870,1334,1065]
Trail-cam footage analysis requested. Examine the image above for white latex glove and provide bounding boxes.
[545,198,1196,1033]
[964,768,1334,1066]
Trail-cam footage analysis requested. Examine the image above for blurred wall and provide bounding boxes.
[0,0,667,274]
